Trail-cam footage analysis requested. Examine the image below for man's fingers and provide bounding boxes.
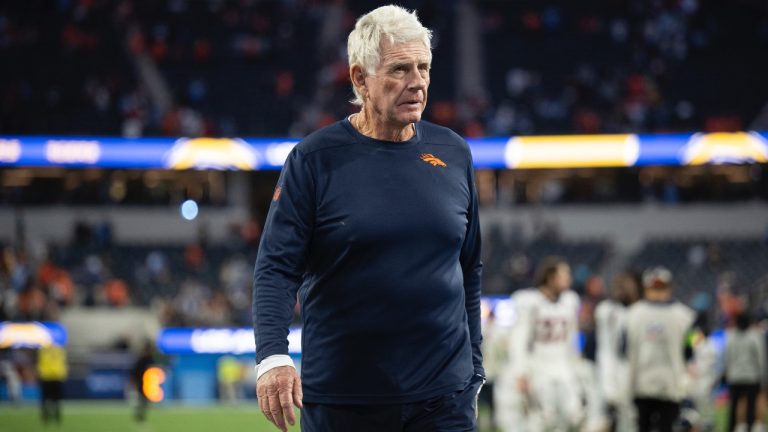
[261,400,274,425]
[279,385,296,426]
[293,375,303,409]
[257,389,274,425]
[268,390,288,432]
[260,398,271,423]
[275,374,297,426]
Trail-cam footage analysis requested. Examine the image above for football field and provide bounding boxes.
[0,402,300,432]
[0,400,738,432]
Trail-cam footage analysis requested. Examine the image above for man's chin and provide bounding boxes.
[397,112,423,125]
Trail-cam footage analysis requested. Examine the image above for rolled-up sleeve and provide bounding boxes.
[253,147,315,363]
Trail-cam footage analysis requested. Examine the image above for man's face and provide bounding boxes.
[365,39,431,129]
[615,275,640,304]
[552,264,572,294]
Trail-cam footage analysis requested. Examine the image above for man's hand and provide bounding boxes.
[257,365,303,432]
[516,376,529,396]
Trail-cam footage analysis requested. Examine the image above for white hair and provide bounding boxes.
[347,5,433,106]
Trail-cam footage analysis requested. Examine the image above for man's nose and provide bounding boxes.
[407,69,428,90]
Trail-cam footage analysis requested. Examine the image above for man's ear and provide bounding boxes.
[350,64,367,96]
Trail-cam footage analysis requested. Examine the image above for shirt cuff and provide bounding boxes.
[256,354,295,380]
[475,374,487,396]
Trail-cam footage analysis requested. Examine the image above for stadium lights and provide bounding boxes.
[180,199,199,221]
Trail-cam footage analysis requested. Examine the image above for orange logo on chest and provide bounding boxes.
[272,186,282,202]
[420,153,446,167]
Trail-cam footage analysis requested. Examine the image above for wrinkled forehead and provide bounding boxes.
[378,38,432,65]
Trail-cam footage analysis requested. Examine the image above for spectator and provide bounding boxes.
[725,313,766,432]
[626,267,696,432]
[36,344,68,425]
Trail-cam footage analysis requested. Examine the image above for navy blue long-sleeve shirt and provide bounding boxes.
[253,118,484,404]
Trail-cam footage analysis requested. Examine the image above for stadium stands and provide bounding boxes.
[629,238,768,309]
[11,228,768,328]
[2,0,766,137]
[481,228,609,294]
[476,0,768,135]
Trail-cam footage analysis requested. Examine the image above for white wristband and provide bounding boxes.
[256,354,295,380]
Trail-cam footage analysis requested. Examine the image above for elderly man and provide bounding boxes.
[253,4,484,432]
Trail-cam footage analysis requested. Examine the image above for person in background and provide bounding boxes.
[217,355,243,403]
[626,267,695,432]
[132,340,155,423]
[36,343,68,425]
[0,348,22,403]
[725,312,766,432]
[596,270,643,432]
[499,257,582,431]
[479,309,505,431]
[681,314,719,432]
[579,275,609,431]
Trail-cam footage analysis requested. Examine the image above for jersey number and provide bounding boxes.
[535,318,568,343]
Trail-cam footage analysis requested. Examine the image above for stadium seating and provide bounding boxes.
[2,1,765,137]
[13,233,768,328]
[629,238,768,304]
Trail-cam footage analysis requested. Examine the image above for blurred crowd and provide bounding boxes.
[1,217,767,335]
[1,0,767,138]
[0,219,264,328]
[472,0,768,136]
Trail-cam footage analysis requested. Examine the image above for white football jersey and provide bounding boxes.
[508,288,580,377]
[626,299,695,402]
[595,299,630,403]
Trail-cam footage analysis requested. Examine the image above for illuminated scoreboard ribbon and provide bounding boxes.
[0,132,766,170]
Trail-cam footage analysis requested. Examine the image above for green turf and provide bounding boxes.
[0,402,301,432]
[0,401,740,432]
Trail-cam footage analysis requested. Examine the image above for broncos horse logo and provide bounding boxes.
[420,153,447,167]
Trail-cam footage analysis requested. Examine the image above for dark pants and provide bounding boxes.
[136,385,149,422]
[301,376,483,432]
[606,403,618,432]
[634,397,680,432]
[728,383,761,432]
[40,380,63,424]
